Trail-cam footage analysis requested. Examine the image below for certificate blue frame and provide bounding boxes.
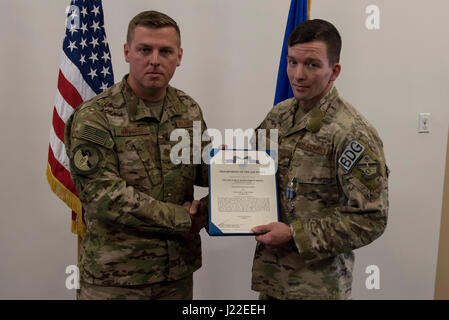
[207,148,279,236]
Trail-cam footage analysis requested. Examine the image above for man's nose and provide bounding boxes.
[294,65,306,80]
[149,51,160,66]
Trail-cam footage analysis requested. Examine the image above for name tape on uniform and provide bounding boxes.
[338,140,365,171]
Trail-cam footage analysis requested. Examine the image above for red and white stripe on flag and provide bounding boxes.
[47,51,97,237]
[46,0,114,238]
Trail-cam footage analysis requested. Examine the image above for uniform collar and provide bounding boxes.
[161,86,188,122]
[119,75,186,122]
[283,86,340,137]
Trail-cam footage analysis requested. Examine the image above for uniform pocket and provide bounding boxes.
[291,144,334,185]
[110,135,151,190]
[290,151,338,214]
[132,139,162,187]
[182,165,195,181]
[296,166,333,185]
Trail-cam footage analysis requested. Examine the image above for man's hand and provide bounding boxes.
[188,200,208,233]
[182,201,192,211]
[252,222,292,248]
[181,200,208,240]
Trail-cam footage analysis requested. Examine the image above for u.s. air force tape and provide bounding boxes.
[71,143,103,175]
[338,140,365,171]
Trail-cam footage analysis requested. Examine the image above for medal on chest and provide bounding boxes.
[285,178,296,213]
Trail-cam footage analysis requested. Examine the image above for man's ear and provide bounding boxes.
[124,43,130,63]
[330,63,341,82]
[177,47,183,67]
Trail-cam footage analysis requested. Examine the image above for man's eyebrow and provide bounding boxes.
[136,43,174,50]
[304,57,321,63]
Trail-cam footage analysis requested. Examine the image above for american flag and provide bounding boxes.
[46,0,114,238]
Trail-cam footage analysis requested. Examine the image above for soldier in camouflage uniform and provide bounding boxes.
[251,19,389,299]
[65,11,209,300]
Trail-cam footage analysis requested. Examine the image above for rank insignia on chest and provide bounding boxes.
[356,154,380,179]
[71,143,103,175]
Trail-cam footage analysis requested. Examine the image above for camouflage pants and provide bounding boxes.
[77,275,193,300]
[258,292,278,300]
[259,292,352,300]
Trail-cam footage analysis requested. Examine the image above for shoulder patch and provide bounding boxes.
[356,154,380,179]
[80,125,109,146]
[338,140,365,171]
[71,143,103,175]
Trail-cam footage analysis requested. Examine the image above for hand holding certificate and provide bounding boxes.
[208,149,279,236]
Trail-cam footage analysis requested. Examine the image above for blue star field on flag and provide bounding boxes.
[63,0,114,94]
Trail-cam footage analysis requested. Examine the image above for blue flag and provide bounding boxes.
[274,0,309,105]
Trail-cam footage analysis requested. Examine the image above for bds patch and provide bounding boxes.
[71,143,103,175]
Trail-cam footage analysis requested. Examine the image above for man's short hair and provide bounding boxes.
[287,19,341,65]
[127,10,181,47]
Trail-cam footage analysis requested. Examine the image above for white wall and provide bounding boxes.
[0,0,447,299]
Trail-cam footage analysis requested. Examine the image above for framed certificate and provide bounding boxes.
[207,149,279,236]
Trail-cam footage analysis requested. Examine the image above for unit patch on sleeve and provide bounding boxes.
[71,143,103,175]
[338,140,365,171]
[356,154,380,179]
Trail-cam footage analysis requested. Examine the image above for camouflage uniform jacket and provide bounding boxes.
[251,87,389,299]
[65,76,208,286]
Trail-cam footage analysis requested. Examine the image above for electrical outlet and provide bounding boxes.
[418,113,430,133]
